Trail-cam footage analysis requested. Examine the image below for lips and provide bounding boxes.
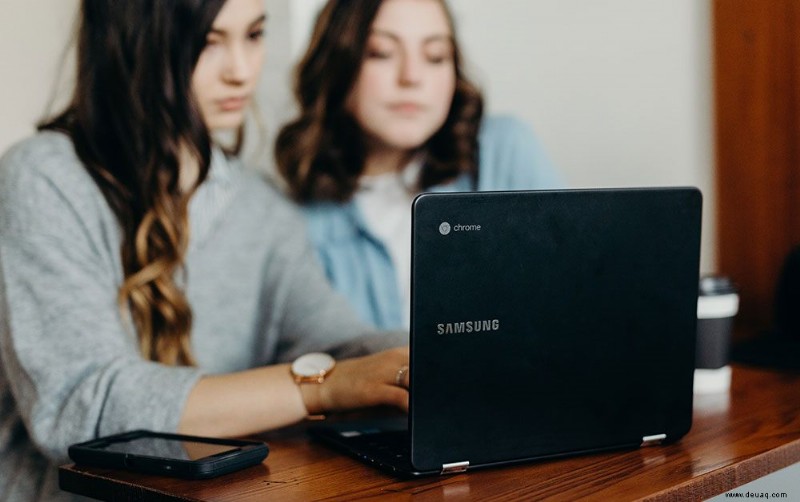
[388,102,424,115]
[217,96,249,112]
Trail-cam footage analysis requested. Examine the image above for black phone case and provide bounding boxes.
[68,430,269,479]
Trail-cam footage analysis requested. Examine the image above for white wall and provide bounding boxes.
[0,0,78,153]
[0,0,715,272]
[448,0,715,272]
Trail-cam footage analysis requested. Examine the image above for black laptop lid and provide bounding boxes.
[409,188,701,472]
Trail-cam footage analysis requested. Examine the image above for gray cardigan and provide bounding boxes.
[0,132,405,501]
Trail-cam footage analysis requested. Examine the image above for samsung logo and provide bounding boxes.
[437,319,500,335]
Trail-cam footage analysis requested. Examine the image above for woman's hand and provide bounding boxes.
[301,347,409,415]
[180,347,410,437]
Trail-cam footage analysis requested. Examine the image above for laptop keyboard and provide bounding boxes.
[343,430,411,465]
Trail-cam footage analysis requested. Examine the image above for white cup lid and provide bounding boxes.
[694,366,732,394]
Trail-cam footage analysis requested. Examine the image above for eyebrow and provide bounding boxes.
[209,13,267,36]
[370,29,452,45]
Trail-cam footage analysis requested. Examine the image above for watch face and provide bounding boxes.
[292,353,335,378]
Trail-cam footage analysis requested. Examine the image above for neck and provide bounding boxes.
[179,145,201,194]
[362,145,416,177]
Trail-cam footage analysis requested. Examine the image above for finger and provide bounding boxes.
[381,346,408,363]
[381,385,409,412]
[391,364,410,388]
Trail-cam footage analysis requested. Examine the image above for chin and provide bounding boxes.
[386,133,434,151]
[207,113,245,132]
[207,121,244,132]
[376,126,434,150]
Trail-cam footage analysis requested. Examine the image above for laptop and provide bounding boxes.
[311,187,702,476]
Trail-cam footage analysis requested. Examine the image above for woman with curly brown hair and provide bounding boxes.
[0,1,409,499]
[275,0,563,331]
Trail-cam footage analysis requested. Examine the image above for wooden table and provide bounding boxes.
[59,365,800,501]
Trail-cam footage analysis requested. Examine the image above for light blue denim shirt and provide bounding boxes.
[302,115,564,330]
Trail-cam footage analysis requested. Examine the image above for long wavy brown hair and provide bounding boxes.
[275,0,483,203]
[39,0,231,366]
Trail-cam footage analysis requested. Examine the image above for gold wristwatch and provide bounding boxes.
[290,353,336,384]
[290,353,335,420]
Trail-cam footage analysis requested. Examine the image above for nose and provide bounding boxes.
[223,43,252,84]
[398,52,422,87]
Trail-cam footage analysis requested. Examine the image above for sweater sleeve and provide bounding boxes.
[258,198,408,363]
[477,115,566,191]
[0,141,202,463]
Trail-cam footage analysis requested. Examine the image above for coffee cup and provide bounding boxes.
[694,275,738,393]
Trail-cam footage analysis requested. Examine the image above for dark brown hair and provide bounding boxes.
[275,0,483,203]
[39,0,231,366]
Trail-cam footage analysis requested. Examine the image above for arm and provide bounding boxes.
[0,225,203,461]
[0,141,210,460]
[0,145,408,460]
[177,197,410,437]
[260,197,408,362]
[0,230,408,448]
[178,347,409,437]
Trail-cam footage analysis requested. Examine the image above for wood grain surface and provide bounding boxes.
[59,365,800,501]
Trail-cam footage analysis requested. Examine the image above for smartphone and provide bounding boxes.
[68,430,269,479]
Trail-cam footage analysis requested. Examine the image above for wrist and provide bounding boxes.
[289,352,336,419]
[298,380,324,416]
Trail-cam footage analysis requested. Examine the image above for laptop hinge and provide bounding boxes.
[640,434,667,447]
[441,461,469,474]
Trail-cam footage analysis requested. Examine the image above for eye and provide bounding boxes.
[425,42,453,64]
[367,49,393,59]
[248,28,265,41]
[365,35,396,60]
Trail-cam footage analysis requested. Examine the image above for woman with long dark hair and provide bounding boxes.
[276,0,563,331]
[0,1,407,499]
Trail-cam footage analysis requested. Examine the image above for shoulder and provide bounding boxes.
[300,199,359,246]
[0,131,99,200]
[479,115,534,142]
[1,130,83,182]
[231,162,356,246]
[0,131,110,238]
[476,115,563,190]
[228,170,338,266]
[236,167,310,235]
[478,114,544,158]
